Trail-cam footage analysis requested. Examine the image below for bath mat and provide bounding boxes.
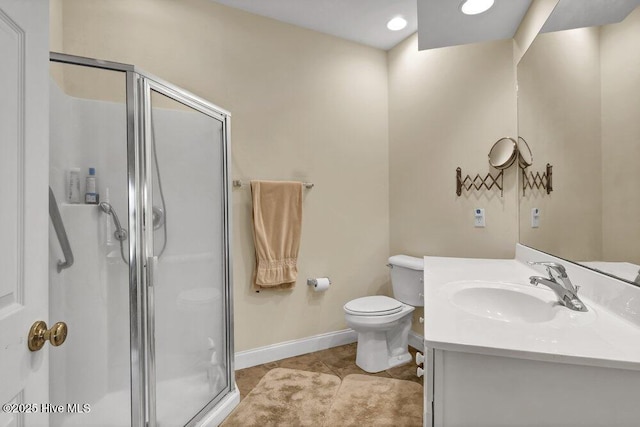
[324,374,423,426]
[221,368,341,426]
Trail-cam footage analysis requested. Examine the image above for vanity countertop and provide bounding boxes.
[423,255,640,371]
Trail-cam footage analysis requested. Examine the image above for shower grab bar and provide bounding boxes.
[49,187,74,273]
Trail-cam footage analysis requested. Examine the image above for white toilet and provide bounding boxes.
[343,255,424,373]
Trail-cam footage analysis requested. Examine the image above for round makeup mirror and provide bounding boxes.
[488,137,517,169]
[517,136,533,168]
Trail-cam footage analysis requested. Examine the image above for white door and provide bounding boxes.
[0,0,50,426]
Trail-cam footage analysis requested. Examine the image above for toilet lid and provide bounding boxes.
[344,296,403,316]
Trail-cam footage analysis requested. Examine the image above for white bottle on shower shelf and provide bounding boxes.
[85,167,99,204]
[68,168,81,204]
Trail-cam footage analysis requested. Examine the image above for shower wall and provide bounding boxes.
[49,76,226,426]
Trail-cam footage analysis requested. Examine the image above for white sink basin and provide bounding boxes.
[447,281,558,323]
[424,256,628,373]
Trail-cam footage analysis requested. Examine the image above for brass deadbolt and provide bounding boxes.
[28,320,68,352]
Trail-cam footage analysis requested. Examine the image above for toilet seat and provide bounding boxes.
[344,296,403,316]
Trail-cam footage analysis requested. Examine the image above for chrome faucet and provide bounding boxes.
[528,261,588,312]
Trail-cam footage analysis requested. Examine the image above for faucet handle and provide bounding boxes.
[528,261,567,277]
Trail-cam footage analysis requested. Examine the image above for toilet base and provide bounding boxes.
[387,350,413,369]
[353,312,413,373]
[355,332,412,373]
[345,302,415,373]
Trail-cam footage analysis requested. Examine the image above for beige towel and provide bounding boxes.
[251,180,303,290]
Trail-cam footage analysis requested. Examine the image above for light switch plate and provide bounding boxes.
[531,208,540,228]
[474,208,485,227]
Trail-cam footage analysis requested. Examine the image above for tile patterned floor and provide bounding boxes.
[235,343,423,400]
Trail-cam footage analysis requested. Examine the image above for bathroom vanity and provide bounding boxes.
[422,245,640,427]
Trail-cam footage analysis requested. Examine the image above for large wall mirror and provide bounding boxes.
[518,3,640,285]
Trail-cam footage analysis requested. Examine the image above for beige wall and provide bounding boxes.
[50,0,64,85]
[53,0,390,352]
[388,36,519,331]
[517,27,603,261]
[52,0,568,347]
[50,0,63,52]
[601,8,640,263]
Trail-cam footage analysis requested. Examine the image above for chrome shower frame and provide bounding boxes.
[49,52,235,427]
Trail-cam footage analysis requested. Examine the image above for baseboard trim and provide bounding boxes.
[408,330,425,352]
[235,329,358,370]
[235,329,426,370]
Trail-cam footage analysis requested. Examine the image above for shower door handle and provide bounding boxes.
[148,256,158,288]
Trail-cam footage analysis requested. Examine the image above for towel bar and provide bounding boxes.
[232,180,314,189]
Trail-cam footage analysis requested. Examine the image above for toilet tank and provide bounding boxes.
[388,255,424,307]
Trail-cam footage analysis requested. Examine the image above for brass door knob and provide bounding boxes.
[28,320,68,352]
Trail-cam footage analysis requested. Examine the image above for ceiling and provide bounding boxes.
[541,0,640,33]
[211,0,535,51]
[418,0,533,50]
[211,0,640,51]
[211,0,418,50]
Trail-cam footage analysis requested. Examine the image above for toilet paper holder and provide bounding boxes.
[307,278,331,287]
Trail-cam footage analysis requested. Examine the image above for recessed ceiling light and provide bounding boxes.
[460,0,495,15]
[387,16,407,31]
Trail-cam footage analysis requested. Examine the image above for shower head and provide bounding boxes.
[98,202,127,241]
[99,201,113,214]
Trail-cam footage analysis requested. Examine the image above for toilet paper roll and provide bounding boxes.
[308,277,331,292]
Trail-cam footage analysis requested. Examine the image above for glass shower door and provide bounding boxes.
[48,61,131,427]
[143,81,232,426]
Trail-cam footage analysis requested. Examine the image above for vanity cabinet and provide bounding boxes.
[424,347,640,427]
[422,251,640,427]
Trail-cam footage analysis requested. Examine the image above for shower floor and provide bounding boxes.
[59,371,217,427]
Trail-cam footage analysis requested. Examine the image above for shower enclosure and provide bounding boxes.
[48,53,236,426]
